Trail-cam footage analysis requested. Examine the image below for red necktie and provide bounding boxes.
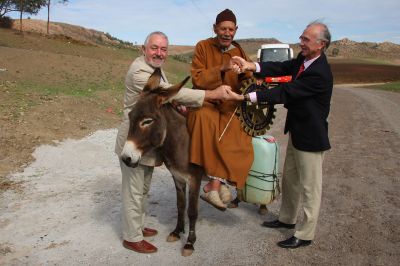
[295,63,305,79]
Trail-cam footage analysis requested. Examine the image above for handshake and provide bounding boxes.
[228,56,257,74]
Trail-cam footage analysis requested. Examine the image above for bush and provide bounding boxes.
[0,16,13,29]
[331,48,339,57]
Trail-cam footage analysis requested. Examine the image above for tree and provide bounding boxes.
[14,0,46,32]
[0,0,18,18]
[45,0,67,35]
[332,48,339,57]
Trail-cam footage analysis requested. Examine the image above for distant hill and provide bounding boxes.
[326,38,400,62]
[9,19,400,64]
[237,38,400,63]
[11,19,133,47]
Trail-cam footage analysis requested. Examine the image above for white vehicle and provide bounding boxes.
[257,43,294,63]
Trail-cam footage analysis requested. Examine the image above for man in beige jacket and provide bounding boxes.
[115,31,230,253]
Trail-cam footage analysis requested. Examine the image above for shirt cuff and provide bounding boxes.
[255,63,261,73]
[248,92,257,103]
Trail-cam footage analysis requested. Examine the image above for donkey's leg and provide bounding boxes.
[167,176,186,242]
[182,172,202,256]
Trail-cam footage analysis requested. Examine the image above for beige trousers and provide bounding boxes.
[278,136,324,240]
[120,159,153,242]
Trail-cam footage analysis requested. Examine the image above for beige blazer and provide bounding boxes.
[115,55,205,166]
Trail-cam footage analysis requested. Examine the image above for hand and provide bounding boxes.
[256,78,264,86]
[171,100,188,116]
[231,56,256,73]
[205,85,232,102]
[225,89,245,101]
[176,105,188,115]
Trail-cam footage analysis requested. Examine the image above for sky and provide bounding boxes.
[8,0,400,45]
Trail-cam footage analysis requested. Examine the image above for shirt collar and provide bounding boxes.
[303,55,320,70]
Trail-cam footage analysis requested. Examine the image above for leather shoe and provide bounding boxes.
[262,220,295,229]
[277,236,312,249]
[123,240,157,253]
[142,227,158,237]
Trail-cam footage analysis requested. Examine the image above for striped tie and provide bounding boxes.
[295,63,305,79]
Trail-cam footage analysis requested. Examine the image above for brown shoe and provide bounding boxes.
[142,227,158,237]
[123,240,157,253]
[200,191,227,211]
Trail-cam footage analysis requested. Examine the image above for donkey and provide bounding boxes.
[120,68,205,257]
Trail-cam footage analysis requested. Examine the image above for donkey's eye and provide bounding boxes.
[140,118,154,127]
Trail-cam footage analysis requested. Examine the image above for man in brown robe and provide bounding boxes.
[187,9,253,210]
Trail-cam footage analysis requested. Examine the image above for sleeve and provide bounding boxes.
[256,68,332,105]
[170,87,205,107]
[191,42,223,90]
[258,59,296,78]
[160,68,206,107]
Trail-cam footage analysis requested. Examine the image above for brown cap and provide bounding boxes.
[215,9,236,25]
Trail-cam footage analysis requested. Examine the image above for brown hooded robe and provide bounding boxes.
[187,37,253,189]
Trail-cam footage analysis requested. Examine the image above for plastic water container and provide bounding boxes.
[239,135,280,205]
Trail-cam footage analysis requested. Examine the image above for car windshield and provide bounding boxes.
[261,48,289,62]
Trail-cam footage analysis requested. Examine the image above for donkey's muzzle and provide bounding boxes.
[122,156,139,168]
[121,141,141,168]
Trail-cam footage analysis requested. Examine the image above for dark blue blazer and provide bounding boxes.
[256,53,333,152]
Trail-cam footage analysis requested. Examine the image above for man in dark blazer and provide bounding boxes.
[227,21,333,248]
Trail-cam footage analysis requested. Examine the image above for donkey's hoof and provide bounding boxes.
[182,244,194,257]
[166,232,180,242]
[258,205,268,215]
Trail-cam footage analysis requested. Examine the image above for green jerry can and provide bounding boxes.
[239,135,280,205]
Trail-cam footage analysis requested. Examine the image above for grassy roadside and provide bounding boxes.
[365,81,400,92]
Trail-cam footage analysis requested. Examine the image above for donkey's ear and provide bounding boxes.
[154,75,190,107]
[168,75,190,92]
[143,68,162,92]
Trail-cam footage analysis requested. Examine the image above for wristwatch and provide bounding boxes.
[243,93,250,101]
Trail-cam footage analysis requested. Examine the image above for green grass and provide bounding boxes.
[164,56,193,86]
[16,79,125,97]
[366,82,400,92]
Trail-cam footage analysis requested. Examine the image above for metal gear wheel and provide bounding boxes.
[236,78,276,137]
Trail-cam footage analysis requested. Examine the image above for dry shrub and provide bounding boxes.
[0,16,13,29]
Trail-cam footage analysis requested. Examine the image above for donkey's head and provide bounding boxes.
[121,68,189,167]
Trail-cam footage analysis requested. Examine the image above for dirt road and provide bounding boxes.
[1,86,399,265]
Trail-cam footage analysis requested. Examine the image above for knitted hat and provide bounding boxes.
[215,9,236,25]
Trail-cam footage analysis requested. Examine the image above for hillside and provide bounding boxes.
[236,38,400,64]
[327,38,400,63]
[9,19,400,64]
[11,19,130,47]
